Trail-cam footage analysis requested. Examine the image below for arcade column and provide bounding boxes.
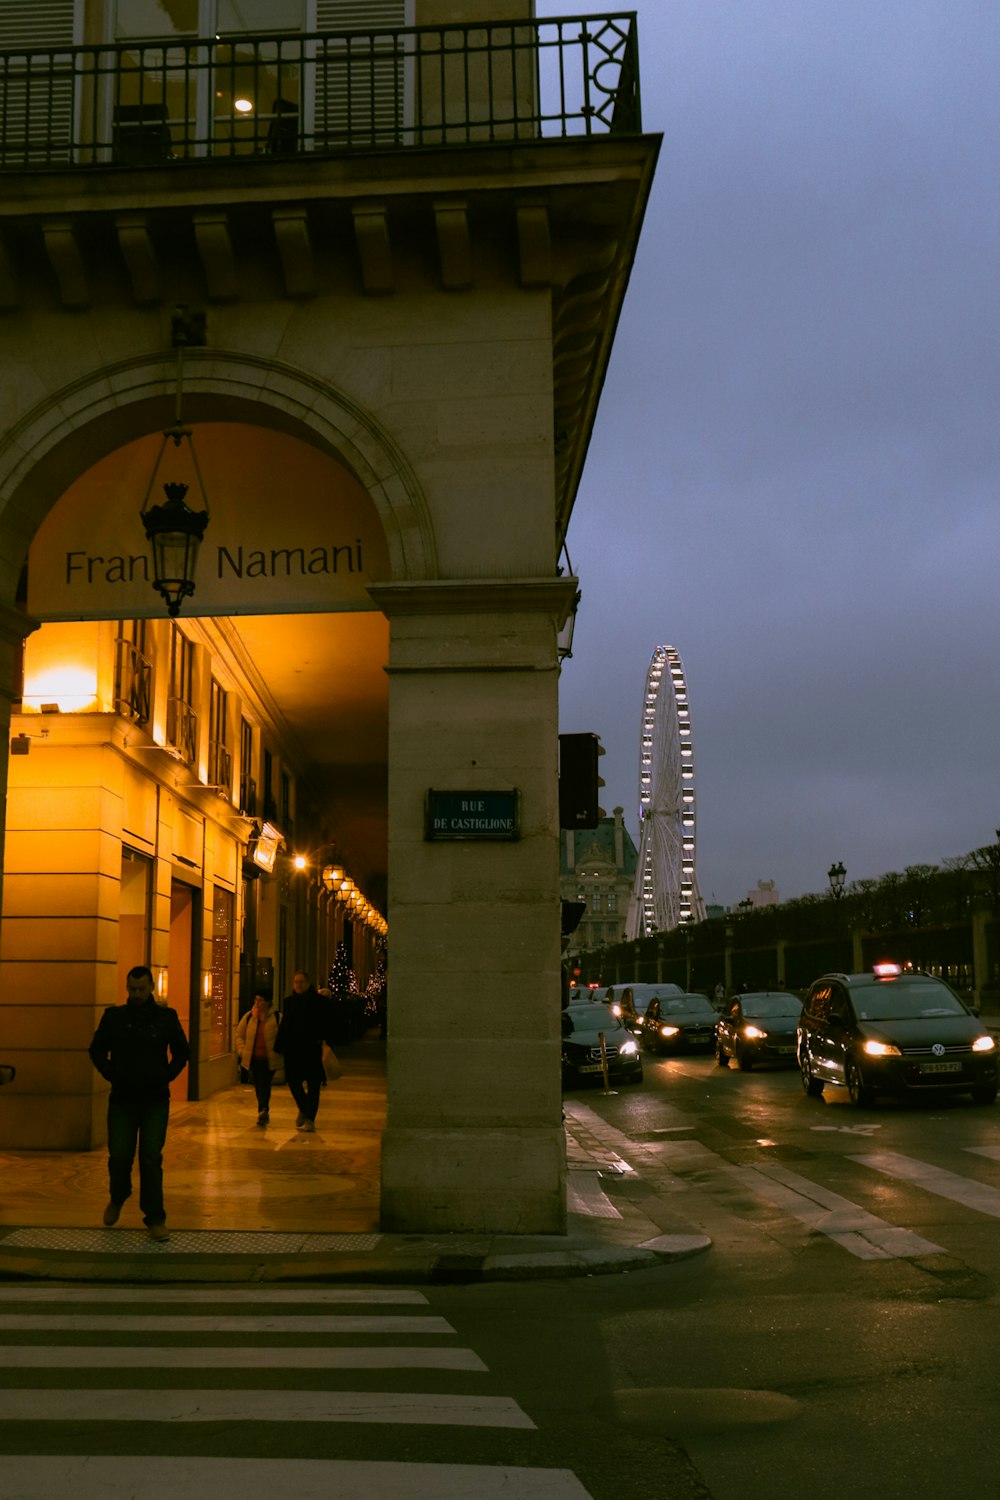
[369,578,575,1234]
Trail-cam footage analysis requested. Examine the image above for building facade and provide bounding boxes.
[0,0,658,1232]
[560,808,638,961]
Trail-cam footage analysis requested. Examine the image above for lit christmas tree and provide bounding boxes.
[328,942,356,997]
[365,947,387,998]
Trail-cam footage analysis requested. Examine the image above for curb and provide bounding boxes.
[0,1231,712,1286]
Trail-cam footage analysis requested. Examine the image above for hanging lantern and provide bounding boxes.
[140,308,210,617]
[141,460,209,618]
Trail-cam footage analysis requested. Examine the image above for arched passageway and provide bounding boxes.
[1,394,399,1162]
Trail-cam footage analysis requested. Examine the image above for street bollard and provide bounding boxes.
[598,1032,616,1095]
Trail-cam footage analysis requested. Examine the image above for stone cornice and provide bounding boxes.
[0,603,38,648]
[367,576,578,620]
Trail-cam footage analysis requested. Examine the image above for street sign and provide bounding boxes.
[425,790,519,841]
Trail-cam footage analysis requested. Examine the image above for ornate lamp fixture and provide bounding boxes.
[140,307,210,618]
[556,543,581,661]
[828,861,847,900]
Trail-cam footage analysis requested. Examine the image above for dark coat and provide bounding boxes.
[89,998,190,1104]
[275,986,334,1078]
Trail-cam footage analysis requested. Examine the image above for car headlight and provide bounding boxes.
[863,1040,901,1057]
[973,1034,996,1053]
[743,1025,766,1040]
[619,1039,638,1056]
[612,1004,622,1016]
[659,1025,680,1038]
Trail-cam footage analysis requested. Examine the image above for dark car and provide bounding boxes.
[716,992,803,1070]
[798,966,998,1107]
[641,993,718,1054]
[606,982,685,1031]
[561,1003,643,1088]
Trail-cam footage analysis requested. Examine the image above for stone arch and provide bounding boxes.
[0,349,437,600]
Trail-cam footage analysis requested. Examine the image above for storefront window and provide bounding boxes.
[210,885,234,1058]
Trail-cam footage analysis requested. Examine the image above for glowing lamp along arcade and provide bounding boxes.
[141,464,209,618]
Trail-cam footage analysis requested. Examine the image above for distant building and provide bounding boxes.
[743,880,779,909]
[561,808,638,958]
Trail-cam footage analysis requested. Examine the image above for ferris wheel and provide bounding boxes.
[625,646,705,938]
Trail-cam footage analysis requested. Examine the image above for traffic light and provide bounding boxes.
[558,732,605,829]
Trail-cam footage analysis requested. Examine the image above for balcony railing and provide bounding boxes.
[208,739,233,797]
[0,14,640,172]
[166,696,198,767]
[113,637,151,726]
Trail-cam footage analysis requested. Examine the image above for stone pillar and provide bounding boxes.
[370,578,573,1234]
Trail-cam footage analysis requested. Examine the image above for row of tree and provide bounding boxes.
[572,842,1000,999]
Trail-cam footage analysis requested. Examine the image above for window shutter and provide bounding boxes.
[0,1,78,166]
[313,1,407,149]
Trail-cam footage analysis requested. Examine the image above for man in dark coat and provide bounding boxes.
[88,964,189,1241]
[275,970,335,1132]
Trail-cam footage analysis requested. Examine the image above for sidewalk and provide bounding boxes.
[0,1035,711,1285]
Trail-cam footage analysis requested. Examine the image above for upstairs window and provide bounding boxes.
[167,625,197,765]
[114,618,152,727]
[239,716,256,815]
[208,678,231,794]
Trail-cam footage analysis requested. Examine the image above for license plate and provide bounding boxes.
[776,1046,795,1054]
[578,1062,604,1074]
[919,1060,961,1074]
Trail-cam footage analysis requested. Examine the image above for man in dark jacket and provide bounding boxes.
[275,969,335,1132]
[88,964,189,1241]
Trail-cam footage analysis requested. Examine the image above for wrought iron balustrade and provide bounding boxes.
[208,739,232,796]
[0,13,640,171]
[113,637,151,726]
[166,695,198,766]
[239,772,257,818]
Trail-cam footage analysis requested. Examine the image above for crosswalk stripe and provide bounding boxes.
[0,1287,427,1305]
[733,1160,944,1259]
[0,1456,593,1499]
[0,1388,536,1427]
[853,1151,1000,1217]
[0,1346,488,1370]
[0,1314,454,1333]
[629,1135,944,1259]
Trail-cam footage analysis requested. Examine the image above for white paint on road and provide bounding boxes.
[735,1160,945,1259]
[0,1314,455,1334]
[0,1287,427,1305]
[0,1388,535,1427]
[637,1136,944,1259]
[854,1150,1000,1218]
[0,1458,593,1499]
[0,1345,488,1370]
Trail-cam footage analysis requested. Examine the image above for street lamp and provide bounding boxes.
[828,861,847,900]
[140,306,210,617]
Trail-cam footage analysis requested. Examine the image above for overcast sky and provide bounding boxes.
[546,0,1000,909]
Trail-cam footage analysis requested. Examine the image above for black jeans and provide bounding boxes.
[250,1058,274,1114]
[284,1053,322,1122]
[107,1096,169,1226]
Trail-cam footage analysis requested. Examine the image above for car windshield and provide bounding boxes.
[741,995,802,1018]
[661,996,716,1017]
[565,1006,626,1035]
[852,981,967,1021]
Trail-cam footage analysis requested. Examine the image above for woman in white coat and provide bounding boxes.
[235,989,281,1127]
